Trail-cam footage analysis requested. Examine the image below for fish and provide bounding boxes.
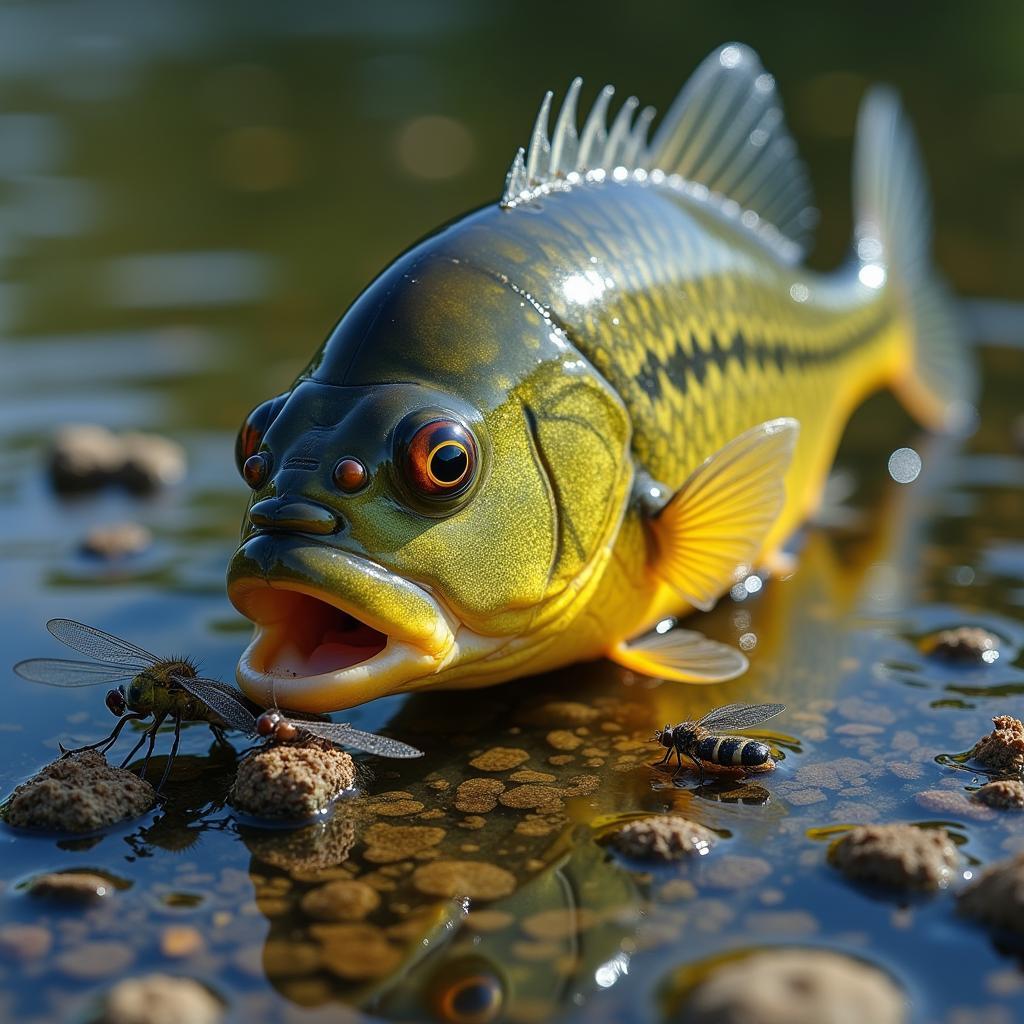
[227,43,975,713]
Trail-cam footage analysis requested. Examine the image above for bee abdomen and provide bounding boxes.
[696,736,771,767]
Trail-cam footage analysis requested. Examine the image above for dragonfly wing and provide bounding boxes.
[700,702,786,732]
[173,675,258,734]
[13,658,136,688]
[297,721,423,759]
[46,619,158,668]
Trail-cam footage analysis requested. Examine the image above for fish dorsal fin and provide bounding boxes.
[501,43,816,264]
[649,417,800,611]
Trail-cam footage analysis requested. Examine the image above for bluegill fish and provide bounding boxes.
[227,43,974,713]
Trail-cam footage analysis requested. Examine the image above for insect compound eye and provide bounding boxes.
[430,961,505,1024]
[402,417,478,499]
[275,720,299,742]
[235,391,290,480]
[255,711,278,737]
[332,457,368,493]
[242,453,270,489]
[105,688,127,717]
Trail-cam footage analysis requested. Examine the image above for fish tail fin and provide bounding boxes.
[853,87,977,434]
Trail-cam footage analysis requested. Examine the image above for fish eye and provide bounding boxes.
[401,417,478,500]
[430,960,504,1024]
[235,391,290,480]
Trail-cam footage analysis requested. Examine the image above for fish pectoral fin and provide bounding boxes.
[649,417,800,611]
[610,629,747,684]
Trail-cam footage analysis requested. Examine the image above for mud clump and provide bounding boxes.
[411,860,517,901]
[29,871,114,906]
[681,948,905,1024]
[50,424,186,494]
[958,853,1024,934]
[921,625,1000,664]
[230,740,356,821]
[971,716,1024,773]
[830,823,957,891]
[80,522,153,559]
[91,974,223,1024]
[974,779,1024,809]
[607,815,716,862]
[4,750,155,832]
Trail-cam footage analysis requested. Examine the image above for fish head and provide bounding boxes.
[227,247,633,712]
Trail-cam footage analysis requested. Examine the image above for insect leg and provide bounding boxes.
[139,713,167,781]
[209,723,228,747]
[157,715,182,792]
[120,725,152,768]
[98,713,148,755]
[653,747,672,766]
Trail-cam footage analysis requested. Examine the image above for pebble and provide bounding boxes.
[362,823,446,864]
[0,924,53,962]
[364,791,424,817]
[94,974,222,1024]
[971,716,1024,773]
[300,879,380,921]
[524,701,600,727]
[922,626,1000,664]
[29,871,114,905]
[411,860,517,900]
[498,784,564,811]
[916,789,996,821]
[959,853,1024,934]
[546,730,583,751]
[317,924,401,981]
[521,908,598,939]
[57,940,135,979]
[700,855,773,890]
[263,940,322,978]
[509,769,556,784]
[608,815,716,862]
[159,926,203,958]
[681,948,905,1023]
[4,750,155,832]
[468,747,530,771]
[831,824,958,891]
[80,522,153,559]
[230,740,355,820]
[454,778,505,814]
[974,780,1024,809]
[50,424,186,494]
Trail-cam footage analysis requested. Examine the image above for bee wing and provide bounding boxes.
[46,619,159,669]
[172,675,258,734]
[13,658,136,688]
[295,720,423,759]
[699,702,785,732]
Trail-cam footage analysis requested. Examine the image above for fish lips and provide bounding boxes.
[227,533,456,713]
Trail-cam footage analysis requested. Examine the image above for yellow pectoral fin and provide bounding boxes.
[610,629,748,684]
[649,417,800,611]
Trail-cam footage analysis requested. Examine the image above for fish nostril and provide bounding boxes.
[248,498,340,535]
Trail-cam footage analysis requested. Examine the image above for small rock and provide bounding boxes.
[57,940,134,979]
[362,823,446,864]
[681,948,905,1024]
[117,432,187,493]
[974,780,1024,809]
[230,740,355,820]
[80,522,153,559]
[701,855,773,890]
[318,923,402,981]
[49,425,124,492]
[524,701,600,727]
[498,784,563,811]
[959,853,1024,933]
[468,747,530,772]
[29,871,114,905]
[521,908,598,939]
[915,789,995,821]
[94,974,222,1024]
[607,815,716,862]
[454,778,505,814]
[971,716,1024,773]
[411,860,516,901]
[831,823,957,891]
[4,750,155,832]
[300,880,380,921]
[159,926,203,958]
[546,729,583,751]
[921,626,1000,665]
[0,924,52,962]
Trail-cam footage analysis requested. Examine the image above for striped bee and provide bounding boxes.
[654,702,785,782]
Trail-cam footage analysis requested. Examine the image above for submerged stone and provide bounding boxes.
[921,626,1000,664]
[4,750,155,833]
[80,522,153,559]
[28,871,114,905]
[50,424,186,494]
[681,948,905,1024]
[958,853,1024,934]
[608,815,716,862]
[411,860,516,900]
[230,740,356,821]
[300,879,380,921]
[971,715,1024,773]
[92,974,223,1024]
[973,779,1024,809]
[830,823,957,891]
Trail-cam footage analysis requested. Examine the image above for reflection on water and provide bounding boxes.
[0,3,1022,1022]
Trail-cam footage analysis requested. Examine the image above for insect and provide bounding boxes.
[13,619,260,790]
[653,702,785,783]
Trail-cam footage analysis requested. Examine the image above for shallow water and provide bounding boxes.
[1,5,1023,1023]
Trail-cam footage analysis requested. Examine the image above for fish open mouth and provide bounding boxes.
[228,535,457,713]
